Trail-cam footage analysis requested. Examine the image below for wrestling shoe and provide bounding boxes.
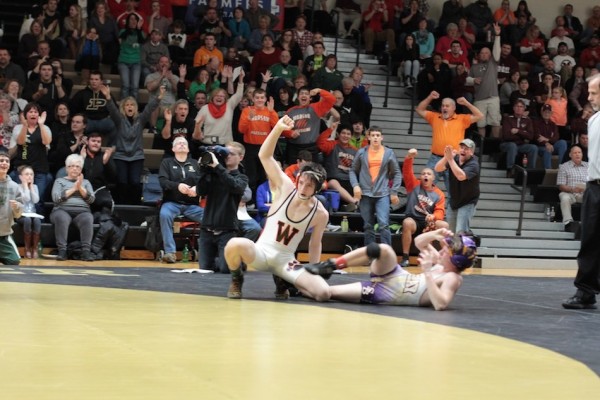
[400,257,410,268]
[303,259,336,279]
[227,275,244,299]
[562,290,597,309]
[272,275,290,300]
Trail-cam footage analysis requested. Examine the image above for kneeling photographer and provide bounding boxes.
[196,142,249,273]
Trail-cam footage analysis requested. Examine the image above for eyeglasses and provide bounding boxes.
[67,165,82,168]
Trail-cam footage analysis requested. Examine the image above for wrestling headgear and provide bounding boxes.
[297,162,326,193]
[444,234,477,271]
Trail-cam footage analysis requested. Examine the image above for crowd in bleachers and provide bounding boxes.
[0,0,599,258]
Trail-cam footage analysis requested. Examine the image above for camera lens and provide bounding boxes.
[200,152,212,166]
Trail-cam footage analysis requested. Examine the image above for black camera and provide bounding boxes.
[198,145,229,167]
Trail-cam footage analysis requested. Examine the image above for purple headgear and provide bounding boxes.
[444,235,477,271]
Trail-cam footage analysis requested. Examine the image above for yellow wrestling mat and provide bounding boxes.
[0,282,597,399]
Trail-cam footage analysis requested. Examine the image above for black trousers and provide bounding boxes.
[575,181,600,294]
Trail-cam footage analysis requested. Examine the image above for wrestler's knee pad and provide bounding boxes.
[366,242,381,260]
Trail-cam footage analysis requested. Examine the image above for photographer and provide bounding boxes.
[196,142,248,273]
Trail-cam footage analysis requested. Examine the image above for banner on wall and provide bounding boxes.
[188,0,285,31]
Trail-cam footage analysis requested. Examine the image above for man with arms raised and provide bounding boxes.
[224,115,330,301]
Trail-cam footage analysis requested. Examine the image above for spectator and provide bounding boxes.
[553,43,577,84]
[567,66,589,115]
[500,70,520,114]
[9,103,52,207]
[514,0,536,25]
[349,116,368,149]
[102,84,163,205]
[497,42,519,85]
[583,6,600,44]
[335,0,363,39]
[545,86,569,141]
[16,165,41,259]
[160,99,198,159]
[0,47,26,88]
[50,154,95,261]
[317,123,359,210]
[534,72,559,106]
[415,92,483,196]
[249,34,281,87]
[228,6,251,50]
[42,0,66,58]
[395,33,421,88]
[115,0,146,32]
[500,99,538,177]
[117,13,145,101]
[76,28,102,85]
[579,35,600,71]
[53,113,88,174]
[17,20,48,70]
[81,132,116,213]
[197,6,230,46]
[399,0,424,38]
[562,4,583,42]
[548,27,575,57]
[88,0,120,68]
[557,145,587,232]
[47,102,70,174]
[302,41,326,81]
[467,24,502,138]
[195,68,246,147]
[442,40,470,72]
[413,17,435,61]
[400,148,448,267]
[69,70,115,140]
[4,80,27,115]
[349,67,373,126]
[519,24,545,65]
[144,56,179,134]
[276,29,304,70]
[0,94,19,151]
[248,15,275,54]
[283,87,336,165]
[349,126,402,246]
[292,15,314,58]
[63,3,86,60]
[157,137,204,264]
[451,63,474,105]
[147,0,171,38]
[434,23,467,60]
[362,0,396,55]
[266,50,300,96]
[0,150,23,266]
[464,0,494,42]
[438,0,465,36]
[457,17,476,55]
[23,61,68,123]
[434,139,480,233]
[193,32,223,69]
[505,13,530,54]
[245,0,280,30]
[167,20,187,66]
[310,54,344,92]
[236,85,278,196]
[535,104,568,169]
[494,0,517,28]
[417,53,452,107]
[197,141,248,273]
[140,29,169,82]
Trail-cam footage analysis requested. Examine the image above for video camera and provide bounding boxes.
[198,145,229,167]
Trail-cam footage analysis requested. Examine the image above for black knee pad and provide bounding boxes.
[366,243,381,260]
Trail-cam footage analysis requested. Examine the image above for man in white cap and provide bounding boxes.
[434,138,480,233]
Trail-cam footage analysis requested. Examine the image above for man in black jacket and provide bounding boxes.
[196,141,248,273]
[69,70,115,141]
[158,137,204,264]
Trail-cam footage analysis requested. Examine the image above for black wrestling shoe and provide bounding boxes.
[562,290,597,309]
[272,275,290,300]
[303,259,336,279]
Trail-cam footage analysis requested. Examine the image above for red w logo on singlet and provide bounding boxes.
[275,221,300,246]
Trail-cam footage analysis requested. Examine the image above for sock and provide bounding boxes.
[231,267,243,280]
[402,253,409,261]
[334,257,347,269]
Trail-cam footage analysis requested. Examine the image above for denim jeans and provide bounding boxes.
[359,195,391,245]
[538,140,567,169]
[198,230,236,273]
[159,202,204,253]
[118,62,141,100]
[446,203,477,233]
[239,218,262,242]
[499,142,538,169]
